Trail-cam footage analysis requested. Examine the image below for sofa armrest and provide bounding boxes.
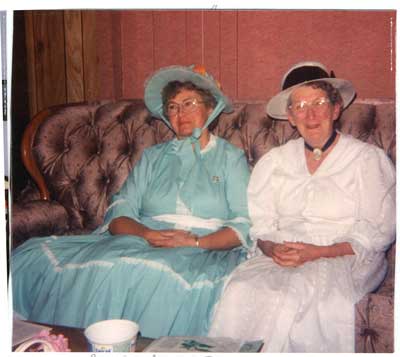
[11,200,70,248]
[355,292,394,352]
[376,242,396,296]
[354,242,395,353]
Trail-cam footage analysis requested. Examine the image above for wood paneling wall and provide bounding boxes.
[64,11,84,103]
[22,9,396,118]
[24,10,99,117]
[25,11,65,116]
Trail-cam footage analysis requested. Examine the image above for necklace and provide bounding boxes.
[304,130,337,161]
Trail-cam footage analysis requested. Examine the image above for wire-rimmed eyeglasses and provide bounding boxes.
[288,97,331,116]
[165,98,205,117]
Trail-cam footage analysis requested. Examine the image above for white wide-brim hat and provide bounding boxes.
[266,61,356,120]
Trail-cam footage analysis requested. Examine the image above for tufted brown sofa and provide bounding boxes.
[11,98,396,352]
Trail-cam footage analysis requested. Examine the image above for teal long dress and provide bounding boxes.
[12,135,252,338]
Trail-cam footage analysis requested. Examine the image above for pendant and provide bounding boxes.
[312,148,322,161]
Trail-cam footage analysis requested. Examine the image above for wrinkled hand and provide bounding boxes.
[271,241,322,267]
[145,229,195,248]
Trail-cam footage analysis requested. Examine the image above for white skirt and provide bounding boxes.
[209,255,356,352]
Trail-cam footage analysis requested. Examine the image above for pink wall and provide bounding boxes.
[94,10,396,101]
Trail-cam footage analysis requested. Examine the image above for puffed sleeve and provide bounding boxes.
[247,148,281,256]
[334,145,396,294]
[223,150,253,249]
[94,149,153,233]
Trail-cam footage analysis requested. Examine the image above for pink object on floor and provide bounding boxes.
[15,330,71,352]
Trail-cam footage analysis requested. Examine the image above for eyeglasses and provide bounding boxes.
[288,97,331,116]
[165,98,205,116]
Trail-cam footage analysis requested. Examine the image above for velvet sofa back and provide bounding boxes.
[24,99,395,233]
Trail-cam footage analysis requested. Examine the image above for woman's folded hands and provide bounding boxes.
[257,239,354,267]
[144,229,197,248]
[270,241,322,267]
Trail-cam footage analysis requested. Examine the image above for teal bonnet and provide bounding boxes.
[144,64,233,120]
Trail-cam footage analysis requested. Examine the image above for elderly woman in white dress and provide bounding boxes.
[209,62,396,352]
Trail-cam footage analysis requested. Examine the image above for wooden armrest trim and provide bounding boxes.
[21,107,55,201]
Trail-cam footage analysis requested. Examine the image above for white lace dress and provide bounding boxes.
[209,133,396,352]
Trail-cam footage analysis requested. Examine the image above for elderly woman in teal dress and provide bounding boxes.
[12,65,252,338]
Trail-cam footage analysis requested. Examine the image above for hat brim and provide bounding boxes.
[266,78,356,120]
[144,65,233,119]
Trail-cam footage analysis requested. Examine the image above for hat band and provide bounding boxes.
[283,66,330,90]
